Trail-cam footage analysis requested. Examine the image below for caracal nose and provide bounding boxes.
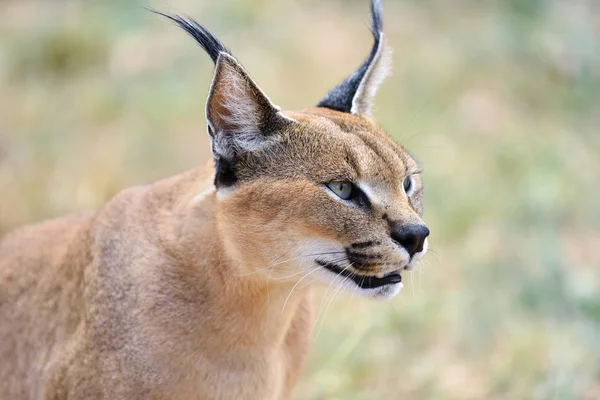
[391,224,430,257]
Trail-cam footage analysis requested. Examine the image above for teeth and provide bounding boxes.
[375,272,385,279]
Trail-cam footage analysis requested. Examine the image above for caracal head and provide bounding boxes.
[157,0,428,299]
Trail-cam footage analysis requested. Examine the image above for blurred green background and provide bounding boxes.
[1,0,599,398]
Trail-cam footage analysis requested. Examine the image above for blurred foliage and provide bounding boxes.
[1,0,599,399]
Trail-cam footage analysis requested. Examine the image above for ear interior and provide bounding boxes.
[207,55,273,136]
[206,53,289,160]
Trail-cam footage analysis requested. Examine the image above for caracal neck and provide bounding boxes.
[161,162,312,348]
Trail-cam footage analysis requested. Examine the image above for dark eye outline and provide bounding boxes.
[403,176,414,195]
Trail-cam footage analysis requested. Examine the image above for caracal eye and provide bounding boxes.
[326,181,354,200]
[403,176,413,195]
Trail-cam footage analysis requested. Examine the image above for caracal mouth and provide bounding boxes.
[316,260,403,289]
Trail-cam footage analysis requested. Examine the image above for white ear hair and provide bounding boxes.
[205,53,294,160]
[351,35,392,115]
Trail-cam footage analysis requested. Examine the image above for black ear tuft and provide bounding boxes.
[317,0,390,115]
[370,0,383,36]
[148,9,230,64]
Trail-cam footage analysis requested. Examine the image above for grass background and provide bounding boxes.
[1,0,599,398]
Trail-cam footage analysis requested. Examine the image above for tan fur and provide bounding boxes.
[0,107,426,399]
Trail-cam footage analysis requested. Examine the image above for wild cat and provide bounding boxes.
[0,0,429,399]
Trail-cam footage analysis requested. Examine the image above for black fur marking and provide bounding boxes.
[317,0,383,113]
[345,250,381,260]
[345,249,383,270]
[351,240,380,249]
[149,9,231,64]
[352,185,372,209]
[214,157,238,187]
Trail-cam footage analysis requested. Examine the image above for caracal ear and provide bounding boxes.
[317,0,392,116]
[149,11,294,187]
[206,53,292,161]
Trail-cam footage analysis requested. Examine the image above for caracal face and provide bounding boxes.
[216,108,428,300]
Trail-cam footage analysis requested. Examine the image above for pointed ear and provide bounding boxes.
[317,0,392,115]
[151,11,294,187]
[206,53,292,160]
